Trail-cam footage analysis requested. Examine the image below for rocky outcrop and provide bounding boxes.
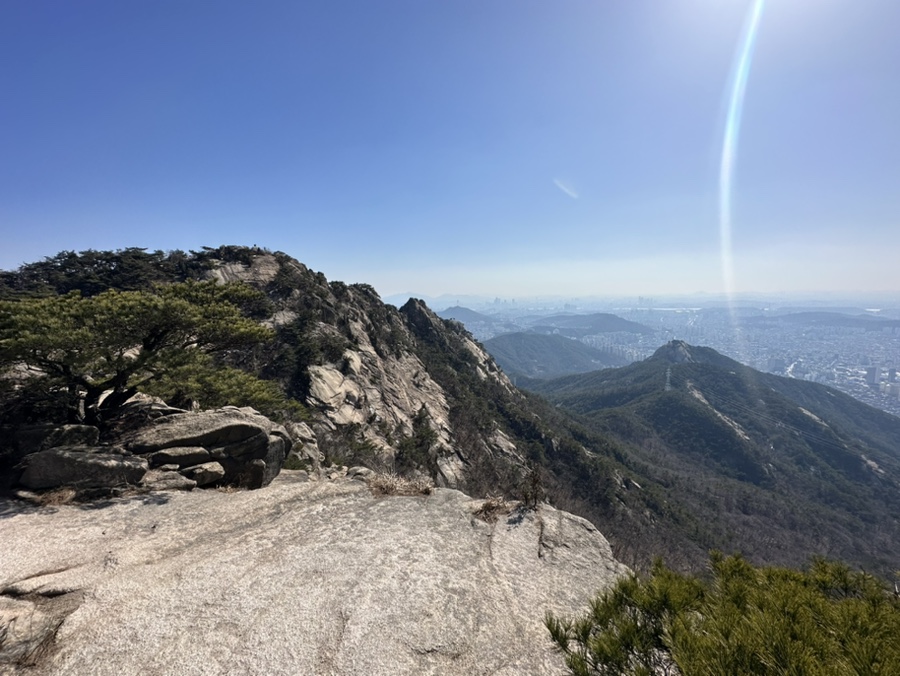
[125,406,293,489]
[126,407,290,453]
[3,407,296,495]
[284,422,322,473]
[192,252,532,491]
[306,348,451,449]
[0,474,627,675]
[207,253,281,286]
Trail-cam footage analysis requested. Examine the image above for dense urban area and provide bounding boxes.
[430,297,900,418]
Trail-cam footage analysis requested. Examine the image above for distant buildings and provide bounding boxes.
[866,366,882,386]
[865,366,900,398]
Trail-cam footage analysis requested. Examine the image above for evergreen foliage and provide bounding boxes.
[395,406,439,475]
[0,247,211,298]
[547,554,900,676]
[0,281,276,424]
[142,356,305,422]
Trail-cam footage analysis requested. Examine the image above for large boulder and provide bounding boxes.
[140,469,197,492]
[17,447,148,490]
[284,421,322,473]
[125,407,293,489]
[180,461,226,487]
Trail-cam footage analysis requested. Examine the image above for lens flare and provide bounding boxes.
[720,0,765,301]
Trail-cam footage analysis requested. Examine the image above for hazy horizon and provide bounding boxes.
[386,288,900,311]
[2,1,898,297]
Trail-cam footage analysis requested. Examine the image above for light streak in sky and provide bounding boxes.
[720,0,765,299]
[553,178,579,199]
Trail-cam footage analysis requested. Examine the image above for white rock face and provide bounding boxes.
[207,255,281,286]
[0,475,627,675]
[461,335,517,395]
[307,323,452,451]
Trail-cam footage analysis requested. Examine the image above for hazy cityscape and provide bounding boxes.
[425,296,900,419]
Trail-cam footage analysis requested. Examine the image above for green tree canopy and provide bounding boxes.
[547,553,900,676]
[0,281,274,424]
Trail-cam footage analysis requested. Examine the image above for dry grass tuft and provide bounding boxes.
[473,495,513,523]
[367,473,433,497]
[34,487,78,506]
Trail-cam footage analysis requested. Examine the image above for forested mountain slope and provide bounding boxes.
[529,341,900,575]
[483,332,628,379]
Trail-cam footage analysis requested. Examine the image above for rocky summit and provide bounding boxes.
[0,473,626,675]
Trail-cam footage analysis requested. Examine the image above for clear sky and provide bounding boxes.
[1,0,898,298]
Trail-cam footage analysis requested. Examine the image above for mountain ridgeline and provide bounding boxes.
[483,332,629,379]
[2,247,899,577]
[528,340,900,574]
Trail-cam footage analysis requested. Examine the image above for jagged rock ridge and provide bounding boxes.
[195,251,527,490]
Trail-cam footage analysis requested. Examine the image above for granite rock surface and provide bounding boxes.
[0,473,627,675]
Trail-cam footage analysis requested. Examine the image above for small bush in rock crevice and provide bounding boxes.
[473,495,514,523]
[367,473,433,497]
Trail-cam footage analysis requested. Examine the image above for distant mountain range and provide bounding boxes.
[483,332,628,379]
[434,305,657,343]
[436,305,498,324]
[528,312,654,337]
[527,340,900,574]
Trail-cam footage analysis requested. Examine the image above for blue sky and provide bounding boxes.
[1,0,898,297]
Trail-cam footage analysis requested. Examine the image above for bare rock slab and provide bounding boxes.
[0,477,628,675]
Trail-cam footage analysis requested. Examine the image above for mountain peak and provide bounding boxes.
[648,340,740,369]
[651,340,699,364]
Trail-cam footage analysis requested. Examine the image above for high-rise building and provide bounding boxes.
[865,366,882,386]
